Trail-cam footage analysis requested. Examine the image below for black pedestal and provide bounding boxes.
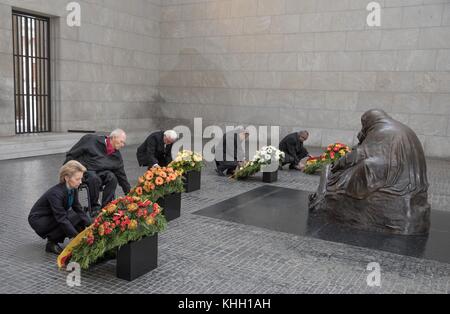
[157,192,181,221]
[262,171,278,183]
[183,170,201,193]
[116,233,158,281]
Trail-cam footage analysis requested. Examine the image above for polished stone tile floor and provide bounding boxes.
[0,146,449,293]
[195,186,450,264]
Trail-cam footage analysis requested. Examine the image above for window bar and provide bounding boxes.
[30,19,36,132]
[41,19,45,133]
[18,15,24,134]
[20,15,25,133]
[46,19,51,132]
[42,20,47,132]
[24,16,29,133]
[37,19,42,133]
[12,14,18,133]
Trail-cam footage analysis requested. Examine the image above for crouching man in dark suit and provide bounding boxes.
[279,130,310,170]
[65,129,131,213]
[136,130,179,168]
[28,161,91,254]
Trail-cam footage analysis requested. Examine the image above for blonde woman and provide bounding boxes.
[28,160,92,254]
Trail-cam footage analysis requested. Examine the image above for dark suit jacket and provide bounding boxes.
[28,183,91,239]
[279,132,309,165]
[65,134,131,194]
[136,131,173,167]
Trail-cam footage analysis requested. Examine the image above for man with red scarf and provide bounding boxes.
[65,129,131,214]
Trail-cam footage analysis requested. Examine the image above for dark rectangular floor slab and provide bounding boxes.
[194,186,450,264]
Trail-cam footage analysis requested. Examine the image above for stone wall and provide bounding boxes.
[1,0,449,157]
[0,0,161,139]
[157,0,450,157]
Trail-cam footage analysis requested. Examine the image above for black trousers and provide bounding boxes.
[158,158,170,167]
[85,170,117,208]
[215,160,238,175]
[29,210,85,244]
[281,151,309,167]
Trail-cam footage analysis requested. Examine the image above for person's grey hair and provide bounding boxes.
[110,129,126,139]
[59,160,86,183]
[298,130,309,137]
[164,130,178,141]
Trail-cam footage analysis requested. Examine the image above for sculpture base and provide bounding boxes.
[310,192,431,236]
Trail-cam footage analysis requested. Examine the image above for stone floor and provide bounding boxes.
[0,145,450,294]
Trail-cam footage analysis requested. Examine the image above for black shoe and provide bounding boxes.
[226,169,236,176]
[92,202,101,209]
[215,169,225,177]
[45,241,63,255]
[289,164,296,170]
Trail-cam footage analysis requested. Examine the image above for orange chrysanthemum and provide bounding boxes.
[155,177,164,186]
[145,171,154,181]
[143,182,152,193]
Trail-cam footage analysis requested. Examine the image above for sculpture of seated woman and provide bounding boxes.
[309,109,431,235]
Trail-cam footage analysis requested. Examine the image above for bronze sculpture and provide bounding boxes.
[309,109,431,235]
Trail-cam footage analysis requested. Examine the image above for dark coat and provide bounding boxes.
[279,132,309,165]
[65,134,130,194]
[136,131,173,167]
[28,183,91,239]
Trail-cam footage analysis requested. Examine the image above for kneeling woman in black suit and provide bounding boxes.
[28,160,92,254]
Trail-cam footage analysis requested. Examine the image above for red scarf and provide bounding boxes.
[106,137,116,155]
